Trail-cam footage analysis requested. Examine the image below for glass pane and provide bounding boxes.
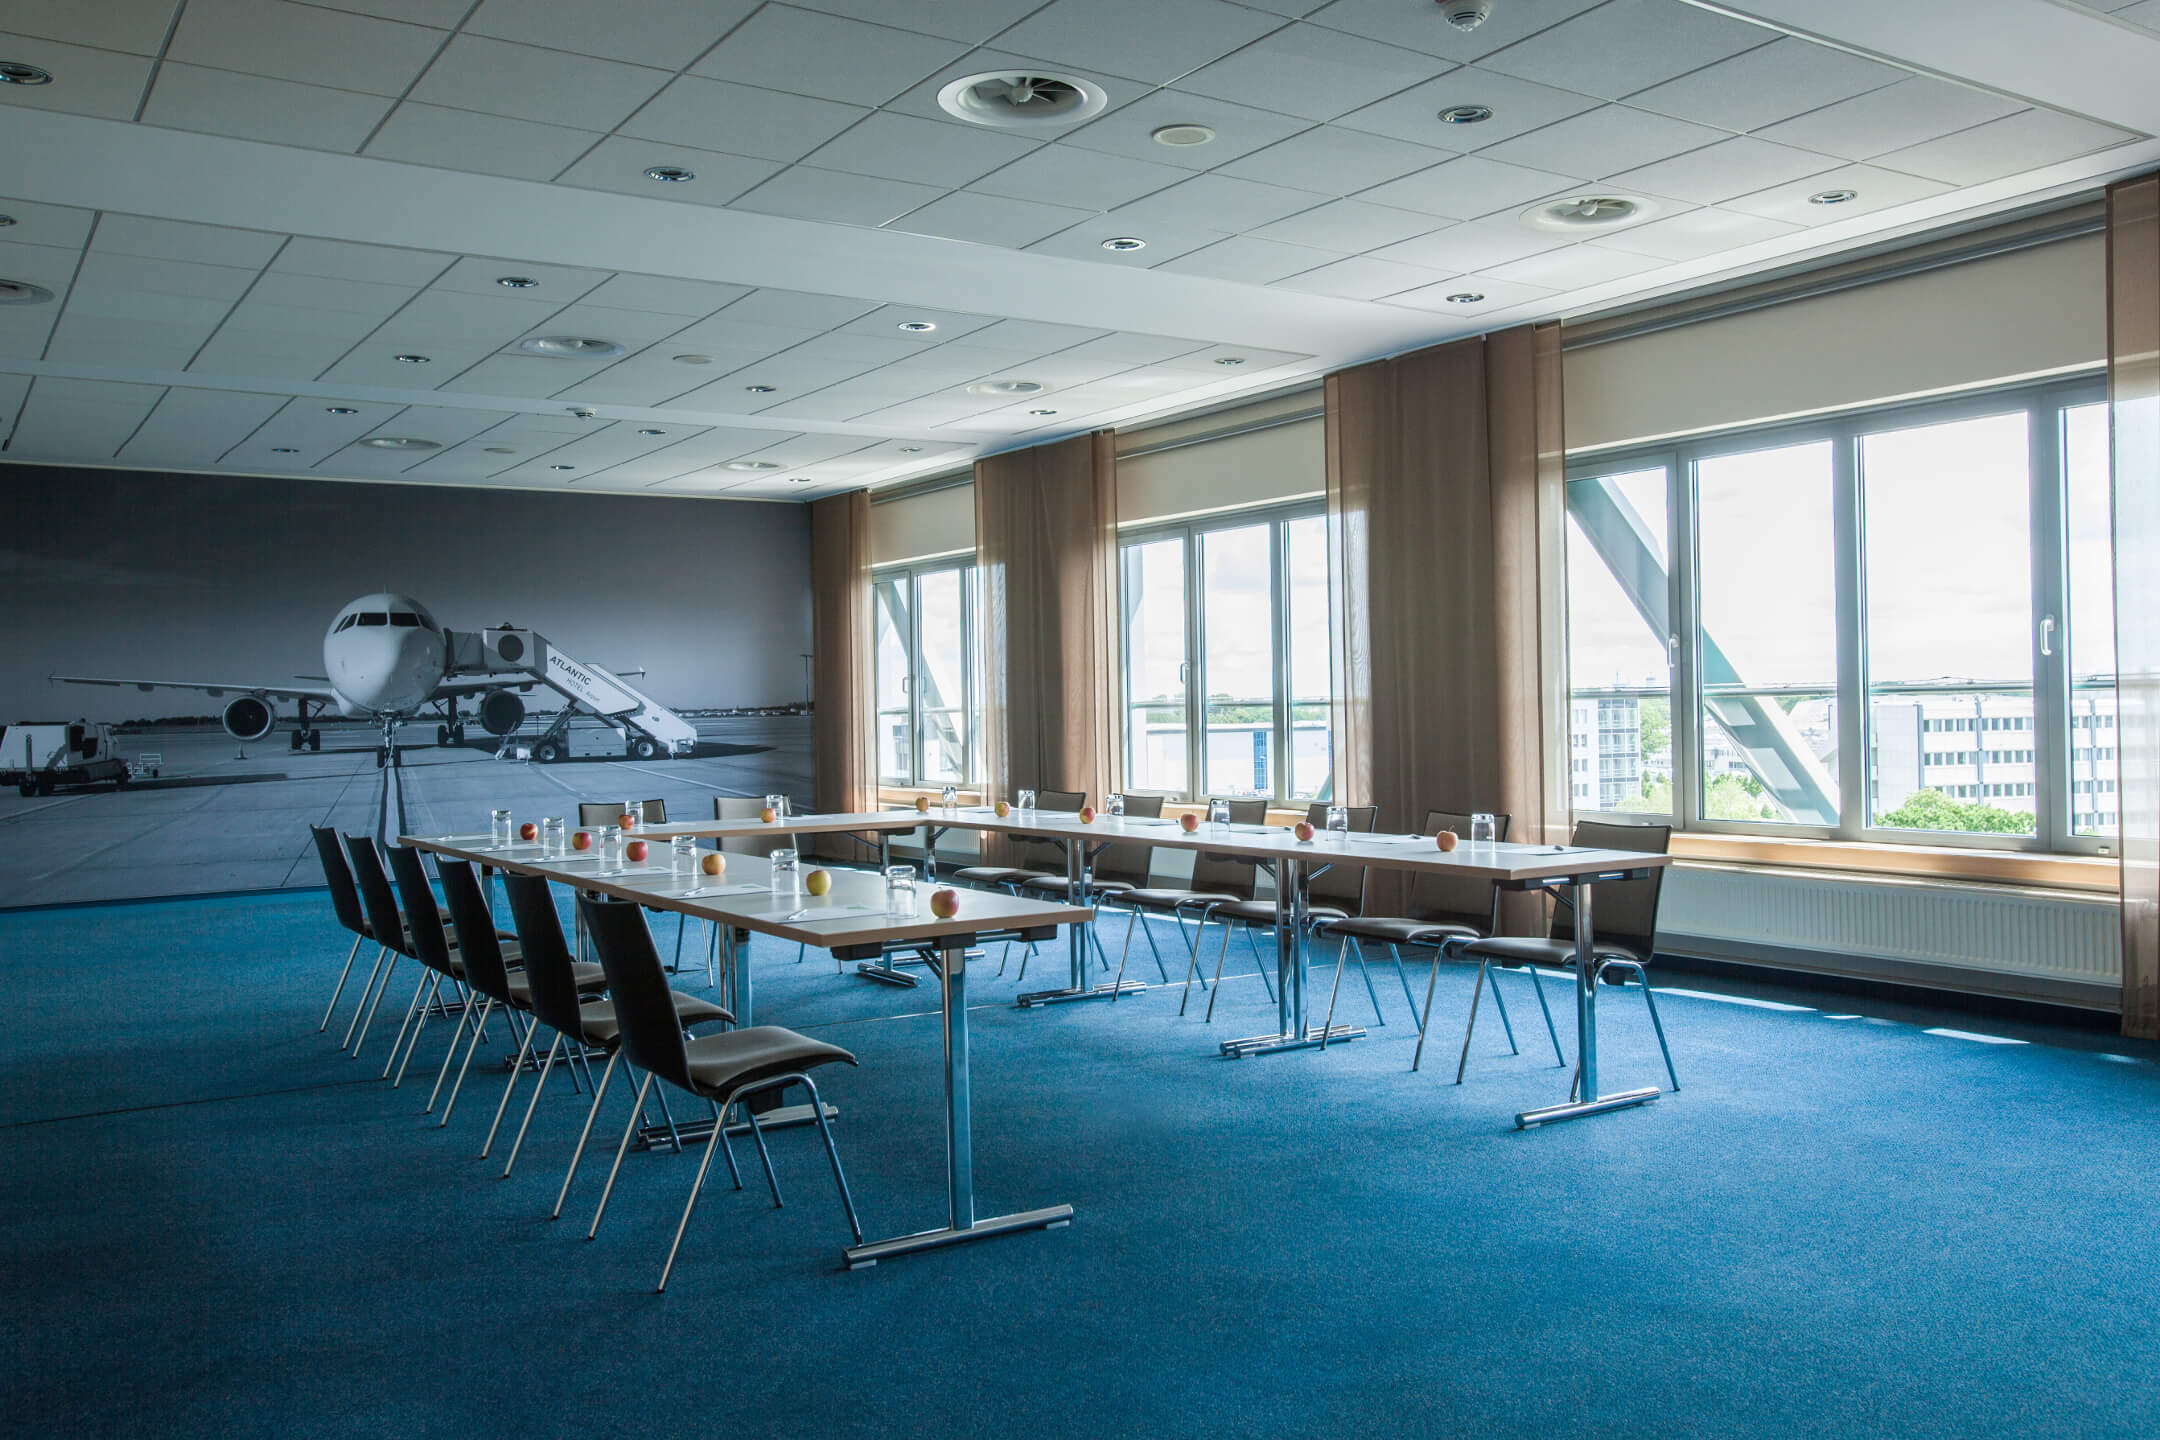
[1565,468,1672,815]
[1123,537,1188,794]
[1863,411,2036,836]
[1284,514,1332,801]
[2065,402,2118,838]
[1202,523,1275,798]
[873,577,911,782]
[916,569,967,782]
[1696,441,1840,824]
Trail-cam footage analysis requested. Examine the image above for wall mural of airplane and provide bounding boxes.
[56,591,699,766]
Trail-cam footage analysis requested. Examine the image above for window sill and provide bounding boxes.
[1668,833,2119,893]
[875,789,1316,828]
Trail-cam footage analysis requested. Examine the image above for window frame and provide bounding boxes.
[1566,373,2112,857]
[1117,500,1328,804]
[872,557,982,788]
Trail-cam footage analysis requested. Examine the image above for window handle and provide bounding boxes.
[2040,614,2057,658]
[1667,634,1679,665]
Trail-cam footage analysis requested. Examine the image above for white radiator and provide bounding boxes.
[1660,862,2122,993]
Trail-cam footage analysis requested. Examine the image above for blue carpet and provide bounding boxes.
[4,890,2158,1439]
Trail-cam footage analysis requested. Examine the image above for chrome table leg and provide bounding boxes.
[1222,855,1361,1056]
[1018,835,1141,1006]
[1515,879,1658,1128]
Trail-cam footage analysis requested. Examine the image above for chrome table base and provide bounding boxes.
[1516,1086,1660,1129]
[1017,978,1146,1007]
[637,1099,838,1151]
[1220,1021,1364,1058]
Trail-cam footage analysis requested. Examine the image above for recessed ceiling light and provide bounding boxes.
[1214,357,1246,366]
[1523,194,1655,232]
[898,321,937,332]
[0,215,16,228]
[938,71,1109,130]
[636,428,664,436]
[1152,123,1216,148]
[393,353,431,364]
[518,335,625,359]
[727,460,783,471]
[1029,409,1058,416]
[898,446,923,453]
[645,165,695,183]
[484,446,517,454]
[1446,291,1486,304]
[1101,236,1146,252]
[0,280,55,305]
[0,61,53,86]
[360,436,439,451]
[271,447,300,454]
[787,477,815,484]
[744,384,776,393]
[673,353,712,365]
[496,275,539,288]
[1809,188,1859,205]
[326,406,359,415]
[967,379,1046,397]
[1438,105,1493,125]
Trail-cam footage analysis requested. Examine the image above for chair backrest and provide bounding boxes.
[1549,820,1672,960]
[1092,793,1162,888]
[580,895,692,1090]
[436,860,514,1005]
[1305,803,1379,911]
[1405,810,1510,930]
[384,843,457,978]
[1013,789,1086,872]
[1190,798,1270,898]
[343,835,413,958]
[501,872,594,1037]
[639,798,666,823]
[715,795,787,857]
[312,825,367,938]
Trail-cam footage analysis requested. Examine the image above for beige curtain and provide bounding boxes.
[2109,173,2160,1039]
[1325,323,1570,922]
[974,432,1122,825]
[810,490,875,832]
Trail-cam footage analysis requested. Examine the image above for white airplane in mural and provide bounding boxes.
[56,592,698,765]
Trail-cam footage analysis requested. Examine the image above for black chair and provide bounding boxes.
[342,835,425,1062]
[1453,820,1677,1091]
[497,873,729,1188]
[313,824,382,1039]
[1199,804,1380,1024]
[580,895,862,1291]
[951,788,1084,890]
[1114,798,1270,1014]
[384,843,509,1105]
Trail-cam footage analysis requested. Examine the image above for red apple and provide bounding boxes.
[619,811,639,831]
[914,794,932,813]
[929,888,960,919]
[572,830,593,851]
[699,851,727,877]
[518,821,538,842]
[759,807,778,824]
[1079,805,1095,824]
[1179,812,1201,833]
[625,838,648,863]
[1436,830,1459,852]
[1294,820,1315,842]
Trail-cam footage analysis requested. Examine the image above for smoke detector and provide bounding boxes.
[938,70,1109,130]
[520,336,625,359]
[967,379,1047,397]
[360,436,439,451]
[1437,1,1493,31]
[1523,194,1657,233]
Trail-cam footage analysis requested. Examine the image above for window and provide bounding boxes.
[1119,506,1331,802]
[873,561,982,787]
[1566,378,2113,854]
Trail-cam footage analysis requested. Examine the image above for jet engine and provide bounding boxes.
[477,689,526,737]
[222,695,277,742]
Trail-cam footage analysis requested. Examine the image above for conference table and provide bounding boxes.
[641,807,1676,1129]
[404,830,1089,1268]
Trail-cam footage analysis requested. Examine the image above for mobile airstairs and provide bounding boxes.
[445,626,699,761]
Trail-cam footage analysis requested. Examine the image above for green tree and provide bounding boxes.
[1875,788,2035,835]
[1638,698,1671,764]
[1704,772,1781,821]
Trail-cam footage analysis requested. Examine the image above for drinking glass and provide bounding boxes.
[671,836,700,876]
[885,865,917,918]
[540,816,565,856]
[1017,789,1037,812]
[490,808,512,848]
[619,805,639,832]
[1209,798,1230,833]
[772,848,801,898]
[765,793,790,819]
[1107,792,1125,818]
[598,824,623,866]
[1470,813,1498,846]
[940,784,958,810]
[1326,805,1349,843]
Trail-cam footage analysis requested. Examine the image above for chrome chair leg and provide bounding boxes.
[1138,909,1170,982]
[744,1108,784,1209]
[438,996,493,1126]
[803,1075,863,1245]
[425,982,478,1112]
[1111,908,1138,1002]
[504,1033,562,1178]
[321,933,365,1032]
[341,945,390,1050]
[387,970,439,1084]
[1454,960,1490,1084]
[1203,916,1234,1022]
[1412,945,1444,1072]
[707,1099,744,1191]
[481,1016,538,1158]
[1348,935,1380,1024]
[1486,970,1520,1054]
[554,1048,619,1218]
[1386,943,1420,1026]
[1241,923,1276,1003]
[1595,959,1678,1090]
[1320,933,1352,1048]
[590,1070,653,1240]
[657,1110,727,1295]
[1525,963,1565,1066]
[1177,912,1208,1015]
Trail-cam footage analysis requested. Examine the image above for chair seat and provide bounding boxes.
[1318,915,1481,947]
[1124,887,1244,911]
[503,960,606,1005]
[1460,935,1647,969]
[950,865,1040,887]
[572,991,731,1046]
[1017,876,1135,898]
[682,1025,856,1101]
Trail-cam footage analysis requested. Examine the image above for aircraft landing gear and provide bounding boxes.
[437,723,466,747]
[290,727,322,753]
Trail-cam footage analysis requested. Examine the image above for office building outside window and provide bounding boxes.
[873,561,982,787]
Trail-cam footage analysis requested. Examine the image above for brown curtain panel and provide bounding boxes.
[2109,172,2160,1039]
[1326,322,1569,924]
[810,490,875,836]
[974,432,1122,834]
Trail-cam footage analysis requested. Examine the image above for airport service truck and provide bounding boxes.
[1,720,133,796]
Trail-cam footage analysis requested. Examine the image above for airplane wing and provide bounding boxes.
[53,675,342,703]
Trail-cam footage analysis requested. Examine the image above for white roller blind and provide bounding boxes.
[1117,391,1324,526]
[871,482,974,566]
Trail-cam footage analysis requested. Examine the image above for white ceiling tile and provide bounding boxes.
[1355,153,1581,219]
[1061,91,1312,171]
[579,273,751,316]
[806,112,1040,188]
[365,103,602,182]
[244,271,419,319]
[0,0,179,54]
[880,46,1151,129]
[619,75,869,165]
[791,0,1047,43]
[9,377,165,459]
[549,356,708,406]
[271,239,451,287]
[1625,37,1906,134]
[1025,215,1230,265]
[1754,78,2023,162]
[380,289,563,342]
[1722,163,1952,225]
[1871,109,2139,186]
[63,282,231,331]
[1381,275,1554,313]
[1108,173,1330,231]
[431,255,608,300]
[996,0,1286,85]
[885,191,1096,249]
[75,251,259,300]
[0,32,155,120]
[1368,217,1565,270]
[1054,332,1212,365]
[691,5,965,106]
[0,199,93,250]
[1270,254,1447,299]
[0,236,84,292]
[1335,64,1600,150]
[2116,0,2160,29]
[1479,242,1665,288]
[1607,135,1841,205]
[1308,0,1607,62]
[1480,104,1727,178]
[518,304,693,349]
[733,166,947,227]
[1247,197,1436,250]
[1479,0,1773,100]
[189,329,356,377]
[967,144,1188,210]
[45,316,213,369]
[167,0,446,97]
[722,288,880,331]
[118,387,286,465]
[1219,124,1448,194]
[1591,205,1799,260]
[92,214,281,269]
[307,1,469,23]
[319,339,499,387]
[1173,23,1451,122]
[140,62,392,151]
[438,353,585,398]
[554,136,783,206]
[408,35,671,132]
[463,0,760,68]
[1155,342,1308,372]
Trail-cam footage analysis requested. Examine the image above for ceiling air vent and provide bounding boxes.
[938,71,1109,130]
[518,336,625,359]
[1523,194,1657,233]
[0,279,54,304]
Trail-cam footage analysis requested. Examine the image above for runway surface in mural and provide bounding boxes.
[0,714,811,908]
